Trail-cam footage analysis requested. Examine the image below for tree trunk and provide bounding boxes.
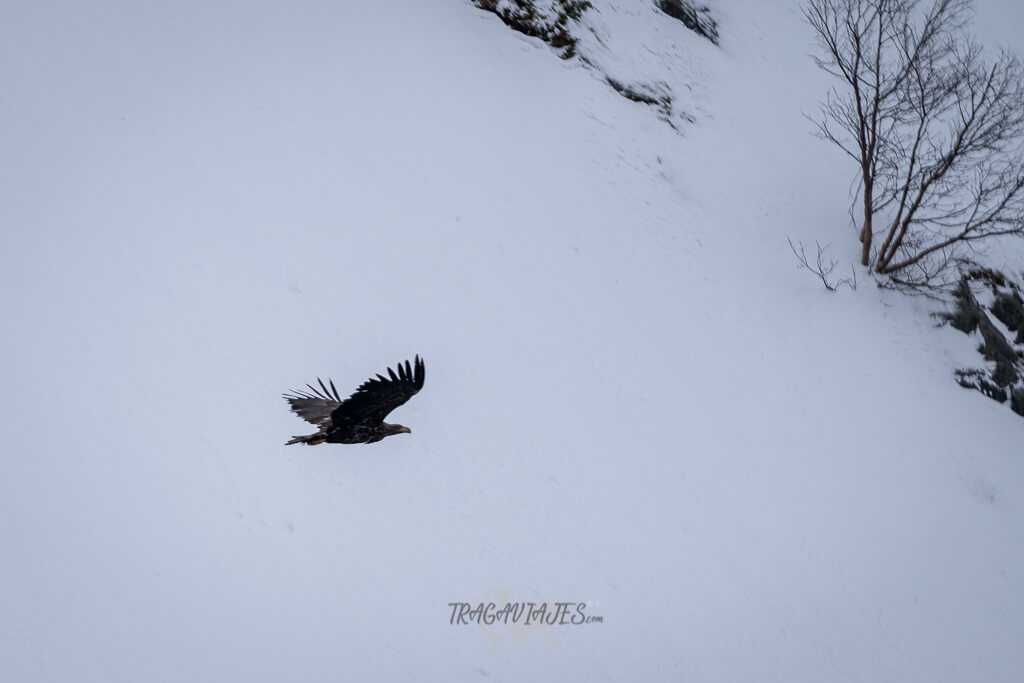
[860,178,873,267]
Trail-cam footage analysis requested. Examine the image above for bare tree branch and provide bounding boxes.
[788,237,859,291]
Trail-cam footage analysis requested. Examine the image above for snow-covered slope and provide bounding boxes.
[1,1,1021,681]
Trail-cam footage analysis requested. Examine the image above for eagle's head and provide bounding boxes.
[382,423,412,437]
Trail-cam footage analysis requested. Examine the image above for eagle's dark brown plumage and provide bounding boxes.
[283,356,425,445]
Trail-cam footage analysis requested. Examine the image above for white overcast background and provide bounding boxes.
[2,1,1023,681]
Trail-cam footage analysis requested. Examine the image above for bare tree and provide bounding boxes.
[805,0,1024,288]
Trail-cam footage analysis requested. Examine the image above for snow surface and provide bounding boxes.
[1,0,1022,681]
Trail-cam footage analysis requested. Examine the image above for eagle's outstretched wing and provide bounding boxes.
[333,356,425,424]
[283,377,343,428]
[283,356,425,429]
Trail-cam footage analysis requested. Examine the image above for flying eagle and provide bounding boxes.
[283,356,425,445]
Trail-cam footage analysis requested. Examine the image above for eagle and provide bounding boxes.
[283,356,425,445]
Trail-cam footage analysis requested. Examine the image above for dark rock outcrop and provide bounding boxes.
[946,279,982,333]
[956,369,1008,402]
[946,272,1024,419]
[655,1,719,44]
[605,77,675,122]
[991,289,1024,344]
[1012,386,1024,417]
[474,0,592,58]
[978,313,1019,366]
[993,361,1020,388]
[474,0,716,129]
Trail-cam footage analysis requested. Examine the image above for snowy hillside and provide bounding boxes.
[2,1,1022,681]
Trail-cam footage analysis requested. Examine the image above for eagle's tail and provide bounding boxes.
[286,433,327,446]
